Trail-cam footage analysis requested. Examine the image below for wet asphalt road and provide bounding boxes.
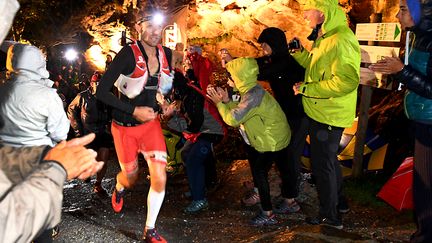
[54,157,414,243]
[54,158,274,243]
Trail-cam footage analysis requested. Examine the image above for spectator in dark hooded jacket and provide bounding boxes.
[369,0,432,240]
[256,27,305,119]
[255,28,307,213]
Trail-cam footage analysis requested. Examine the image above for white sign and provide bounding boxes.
[356,23,402,42]
[163,23,180,50]
[360,45,400,89]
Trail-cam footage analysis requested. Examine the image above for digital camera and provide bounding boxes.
[288,39,300,50]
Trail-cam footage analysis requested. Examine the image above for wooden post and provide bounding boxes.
[352,13,382,178]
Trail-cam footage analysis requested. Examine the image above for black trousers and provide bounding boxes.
[305,117,344,220]
[285,116,308,198]
[411,122,432,243]
[247,146,292,211]
[33,229,53,243]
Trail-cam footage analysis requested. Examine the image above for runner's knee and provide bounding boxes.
[149,166,166,191]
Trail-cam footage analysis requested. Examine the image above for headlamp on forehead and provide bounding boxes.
[137,12,165,25]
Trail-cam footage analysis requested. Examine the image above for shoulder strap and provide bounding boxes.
[157,44,171,75]
[129,40,147,78]
[162,46,173,71]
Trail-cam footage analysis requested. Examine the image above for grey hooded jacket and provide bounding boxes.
[0,145,66,243]
[0,43,69,147]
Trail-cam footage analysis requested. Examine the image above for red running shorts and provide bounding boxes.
[111,119,167,174]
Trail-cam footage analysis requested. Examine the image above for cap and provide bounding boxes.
[91,73,100,82]
[406,0,421,25]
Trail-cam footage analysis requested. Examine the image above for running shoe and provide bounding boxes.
[306,216,343,230]
[242,191,260,207]
[249,212,278,226]
[273,199,301,214]
[242,180,255,191]
[143,228,167,243]
[111,188,125,213]
[184,199,209,213]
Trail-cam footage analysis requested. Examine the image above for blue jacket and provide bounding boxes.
[394,0,432,124]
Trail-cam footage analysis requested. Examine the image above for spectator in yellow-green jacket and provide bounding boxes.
[291,0,361,230]
[207,57,295,226]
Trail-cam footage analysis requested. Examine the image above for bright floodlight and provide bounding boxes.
[65,49,78,61]
[152,13,164,25]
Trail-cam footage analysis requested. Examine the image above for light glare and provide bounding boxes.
[65,49,78,61]
[152,13,164,25]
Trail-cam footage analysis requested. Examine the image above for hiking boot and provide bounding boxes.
[242,191,260,207]
[143,228,167,243]
[337,199,350,214]
[111,188,125,213]
[273,199,301,214]
[306,216,343,230]
[93,184,108,197]
[249,212,278,226]
[184,199,209,213]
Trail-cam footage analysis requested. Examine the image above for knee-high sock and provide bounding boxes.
[145,188,165,229]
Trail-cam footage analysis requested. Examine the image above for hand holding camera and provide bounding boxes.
[288,38,302,52]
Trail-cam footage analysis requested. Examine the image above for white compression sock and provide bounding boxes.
[145,187,166,229]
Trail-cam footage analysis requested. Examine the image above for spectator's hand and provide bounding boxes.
[156,92,170,115]
[368,56,404,74]
[293,82,303,95]
[44,139,104,180]
[219,49,233,62]
[219,49,233,68]
[216,86,229,103]
[162,101,178,119]
[206,85,223,104]
[133,106,157,123]
[288,38,302,52]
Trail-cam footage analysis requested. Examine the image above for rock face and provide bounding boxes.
[11,0,400,72]
[184,0,400,65]
[186,0,311,60]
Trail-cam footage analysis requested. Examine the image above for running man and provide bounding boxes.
[96,14,177,242]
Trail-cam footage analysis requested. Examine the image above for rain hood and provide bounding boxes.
[303,0,347,35]
[257,27,288,57]
[6,43,52,87]
[226,58,259,94]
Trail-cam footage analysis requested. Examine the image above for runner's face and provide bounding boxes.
[396,0,415,30]
[140,22,163,47]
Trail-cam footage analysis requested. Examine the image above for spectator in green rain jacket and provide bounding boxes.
[292,0,361,229]
[207,58,296,226]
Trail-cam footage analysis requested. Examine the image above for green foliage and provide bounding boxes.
[344,172,393,207]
